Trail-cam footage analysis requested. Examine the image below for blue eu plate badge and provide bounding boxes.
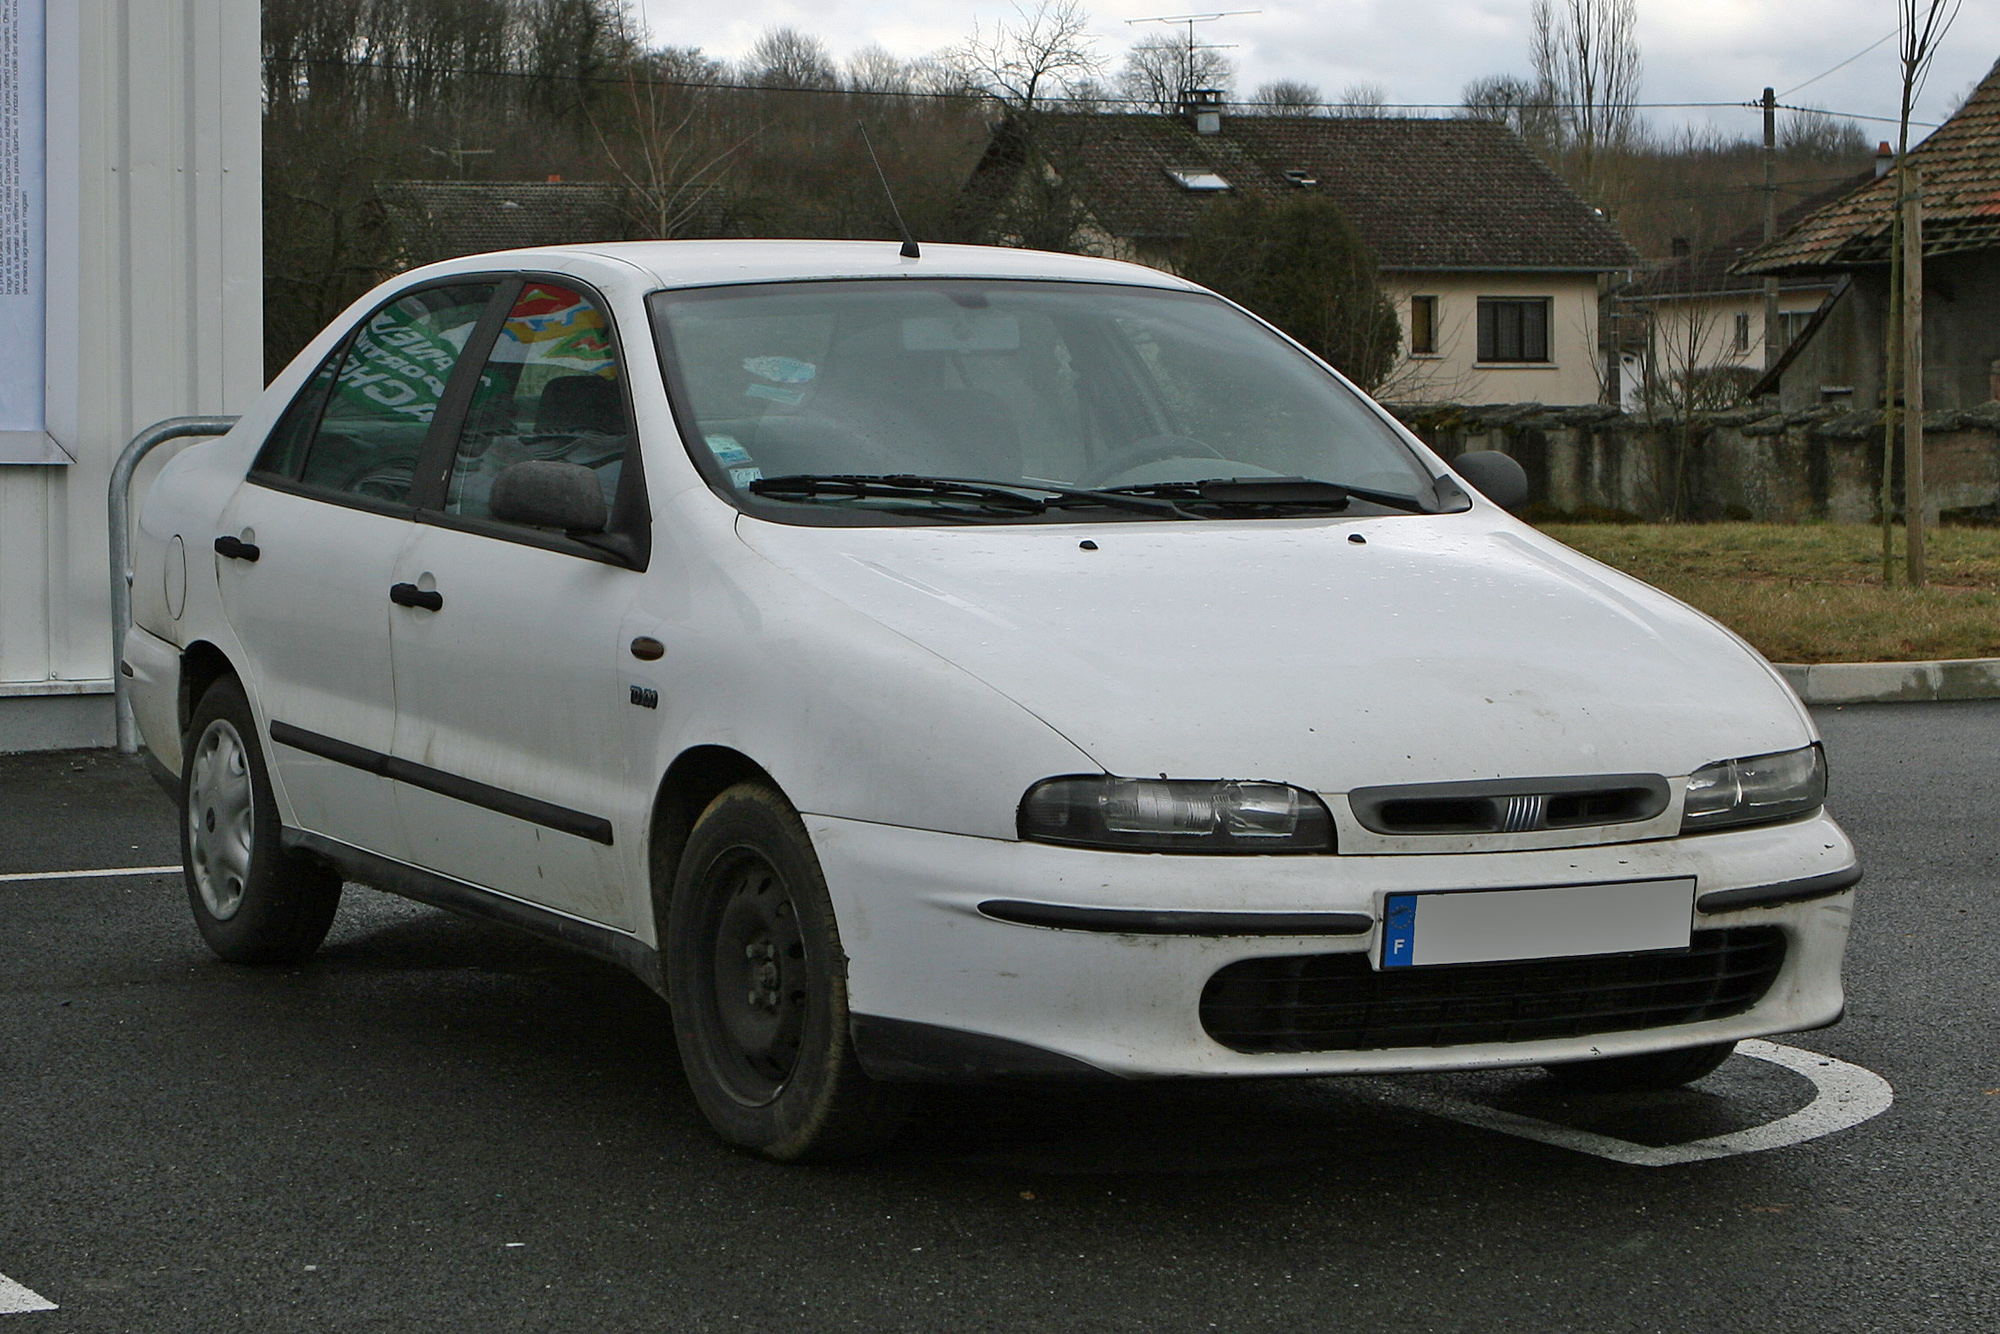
[1382,894,1418,968]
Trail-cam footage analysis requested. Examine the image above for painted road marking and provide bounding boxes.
[0,866,179,884]
[0,1273,56,1314]
[1365,1041,1893,1167]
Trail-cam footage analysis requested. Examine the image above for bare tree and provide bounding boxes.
[1117,30,1234,115]
[1458,73,1559,155]
[1250,79,1322,116]
[1885,0,1963,586]
[846,44,916,95]
[743,26,840,90]
[1334,82,1388,118]
[954,0,1103,111]
[1530,0,1642,200]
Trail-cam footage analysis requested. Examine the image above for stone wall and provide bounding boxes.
[1393,401,2000,523]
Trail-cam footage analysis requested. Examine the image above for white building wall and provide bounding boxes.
[0,0,260,750]
[1383,273,1607,408]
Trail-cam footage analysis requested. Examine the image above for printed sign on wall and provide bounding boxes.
[0,0,45,438]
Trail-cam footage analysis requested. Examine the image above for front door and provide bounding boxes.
[386,280,649,928]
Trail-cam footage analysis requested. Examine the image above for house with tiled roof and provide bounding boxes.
[1735,57,2000,411]
[1615,165,1880,406]
[378,181,635,268]
[963,98,1642,405]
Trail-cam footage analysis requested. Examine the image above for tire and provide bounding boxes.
[181,675,342,964]
[1543,1040,1736,1092]
[665,783,907,1162]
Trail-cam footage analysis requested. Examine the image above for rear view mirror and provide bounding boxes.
[1452,450,1529,513]
[490,460,609,533]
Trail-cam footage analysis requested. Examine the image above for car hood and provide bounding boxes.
[734,513,1811,792]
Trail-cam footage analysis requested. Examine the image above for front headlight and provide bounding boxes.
[1680,743,1826,833]
[1018,776,1336,853]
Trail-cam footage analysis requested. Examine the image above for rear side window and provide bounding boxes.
[445,282,633,522]
[287,284,497,503]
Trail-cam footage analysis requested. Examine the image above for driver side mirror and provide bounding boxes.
[490,460,608,534]
[1452,450,1529,513]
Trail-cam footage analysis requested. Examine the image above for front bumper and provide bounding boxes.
[809,811,1856,1080]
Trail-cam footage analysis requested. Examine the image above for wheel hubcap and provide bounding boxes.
[707,851,807,1102]
[187,719,254,920]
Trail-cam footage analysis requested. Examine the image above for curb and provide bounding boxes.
[1774,657,2000,705]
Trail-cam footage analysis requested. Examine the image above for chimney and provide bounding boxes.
[1876,142,1894,177]
[1181,87,1225,135]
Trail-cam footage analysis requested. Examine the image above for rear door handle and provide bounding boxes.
[389,582,443,612]
[214,535,260,562]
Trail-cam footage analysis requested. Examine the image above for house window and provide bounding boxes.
[1409,296,1438,355]
[1734,312,1750,352]
[1165,168,1230,191]
[1780,310,1815,348]
[1476,298,1550,363]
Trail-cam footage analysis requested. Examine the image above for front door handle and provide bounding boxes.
[214,535,260,562]
[389,582,443,612]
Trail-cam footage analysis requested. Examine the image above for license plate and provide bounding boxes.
[1379,878,1695,969]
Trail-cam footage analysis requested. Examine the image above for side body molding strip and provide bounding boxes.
[285,829,662,995]
[269,720,614,845]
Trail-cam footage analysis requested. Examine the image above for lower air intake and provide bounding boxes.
[1199,927,1786,1054]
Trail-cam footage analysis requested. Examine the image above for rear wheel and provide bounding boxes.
[1544,1040,1736,1092]
[181,676,342,964]
[666,783,907,1161]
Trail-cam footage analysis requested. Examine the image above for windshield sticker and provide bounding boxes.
[705,434,753,466]
[745,383,806,406]
[743,355,816,384]
[729,466,764,487]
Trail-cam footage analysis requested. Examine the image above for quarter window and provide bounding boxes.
[446,282,633,523]
[1476,298,1550,363]
[291,284,497,503]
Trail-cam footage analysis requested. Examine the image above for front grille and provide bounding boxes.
[1199,927,1786,1054]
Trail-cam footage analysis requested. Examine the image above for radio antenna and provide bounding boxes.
[858,124,921,259]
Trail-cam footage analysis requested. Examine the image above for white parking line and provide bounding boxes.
[0,1274,56,1314]
[1364,1041,1894,1167]
[0,866,179,884]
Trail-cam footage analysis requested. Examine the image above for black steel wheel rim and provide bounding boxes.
[702,847,808,1105]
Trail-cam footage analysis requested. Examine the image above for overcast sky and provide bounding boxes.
[630,0,1998,142]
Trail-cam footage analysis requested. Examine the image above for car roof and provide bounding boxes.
[412,239,1206,294]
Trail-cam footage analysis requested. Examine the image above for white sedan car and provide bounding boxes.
[125,241,1858,1160]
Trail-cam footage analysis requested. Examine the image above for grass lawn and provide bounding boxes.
[1536,523,2000,664]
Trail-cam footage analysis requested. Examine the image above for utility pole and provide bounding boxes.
[1904,166,1926,587]
[1761,88,1782,375]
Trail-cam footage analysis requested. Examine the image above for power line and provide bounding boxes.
[261,55,1939,129]
[1779,28,1899,98]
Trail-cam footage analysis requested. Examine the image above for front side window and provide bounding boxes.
[650,279,1438,524]
[290,283,497,503]
[445,282,633,523]
[1476,298,1550,364]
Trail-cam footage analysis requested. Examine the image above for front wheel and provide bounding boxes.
[1543,1040,1736,1092]
[181,676,342,964]
[665,783,907,1161]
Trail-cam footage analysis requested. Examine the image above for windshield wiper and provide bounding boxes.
[748,474,1196,519]
[1103,477,1436,515]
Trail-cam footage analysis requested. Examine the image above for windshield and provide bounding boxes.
[649,279,1438,523]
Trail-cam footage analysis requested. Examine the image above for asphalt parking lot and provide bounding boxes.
[2,703,1996,1332]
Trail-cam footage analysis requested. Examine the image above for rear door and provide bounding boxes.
[216,281,501,856]
[385,279,651,929]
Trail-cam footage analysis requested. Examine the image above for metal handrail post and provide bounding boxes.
[109,416,239,754]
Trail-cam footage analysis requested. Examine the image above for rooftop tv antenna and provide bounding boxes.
[1125,11,1260,103]
[857,123,920,260]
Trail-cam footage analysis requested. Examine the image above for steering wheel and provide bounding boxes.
[1080,434,1227,489]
